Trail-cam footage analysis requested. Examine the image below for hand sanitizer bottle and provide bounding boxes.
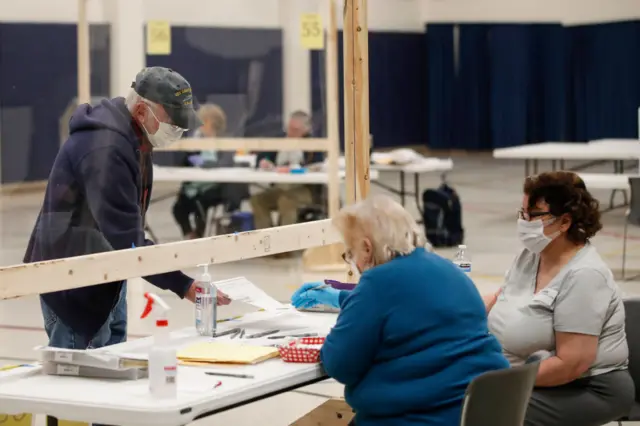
[195,264,215,336]
[140,293,177,398]
[453,244,472,275]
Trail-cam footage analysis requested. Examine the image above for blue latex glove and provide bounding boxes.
[291,282,341,309]
[188,154,204,167]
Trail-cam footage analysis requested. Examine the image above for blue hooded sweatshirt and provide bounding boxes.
[320,248,509,426]
[23,97,193,339]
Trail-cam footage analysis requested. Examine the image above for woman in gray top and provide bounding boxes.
[487,171,634,426]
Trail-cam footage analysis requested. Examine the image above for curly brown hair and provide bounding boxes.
[523,171,602,244]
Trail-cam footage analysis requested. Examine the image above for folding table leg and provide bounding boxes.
[399,171,406,206]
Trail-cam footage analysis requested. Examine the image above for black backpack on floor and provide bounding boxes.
[422,183,464,247]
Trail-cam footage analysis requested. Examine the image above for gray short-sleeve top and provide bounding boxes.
[488,243,628,376]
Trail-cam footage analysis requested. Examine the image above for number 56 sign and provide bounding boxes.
[300,14,324,50]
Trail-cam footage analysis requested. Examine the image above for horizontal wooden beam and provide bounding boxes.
[156,137,330,152]
[0,220,341,300]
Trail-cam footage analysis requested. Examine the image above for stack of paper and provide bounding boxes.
[36,346,148,380]
[215,277,292,312]
[178,342,280,365]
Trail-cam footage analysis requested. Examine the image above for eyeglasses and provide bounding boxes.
[517,209,552,221]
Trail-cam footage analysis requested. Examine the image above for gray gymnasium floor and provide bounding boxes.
[0,156,638,425]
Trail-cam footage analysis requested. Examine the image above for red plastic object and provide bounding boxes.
[279,337,326,363]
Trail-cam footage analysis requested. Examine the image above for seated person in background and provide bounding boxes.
[250,110,324,232]
[291,195,509,426]
[485,171,634,426]
[172,104,238,239]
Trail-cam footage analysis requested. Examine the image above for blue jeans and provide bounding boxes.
[40,283,128,349]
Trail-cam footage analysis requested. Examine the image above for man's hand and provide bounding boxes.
[216,290,232,305]
[184,282,232,306]
[259,158,275,170]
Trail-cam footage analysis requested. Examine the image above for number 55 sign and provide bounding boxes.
[300,14,324,50]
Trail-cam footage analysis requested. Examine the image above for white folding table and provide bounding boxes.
[329,155,454,210]
[370,158,453,211]
[493,141,640,176]
[0,310,339,426]
[153,166,379,185]
[147,166,380,240]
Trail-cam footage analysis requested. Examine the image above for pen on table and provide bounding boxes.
[246,329,280,339]
[268,333,318,339]
[205,372,255,379]
[213,327,241,338]
[217,314,243,323]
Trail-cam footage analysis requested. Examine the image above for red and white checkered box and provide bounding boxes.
[278,337,326,363]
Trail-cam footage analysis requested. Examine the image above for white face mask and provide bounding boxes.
[517,218,560,254]
[141,105,184,148]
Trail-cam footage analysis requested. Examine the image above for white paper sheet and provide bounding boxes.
[214,277,290,312]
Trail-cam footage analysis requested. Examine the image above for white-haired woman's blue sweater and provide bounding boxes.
[320,248,509,426]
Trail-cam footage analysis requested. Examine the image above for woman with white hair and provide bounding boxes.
[291,195,509,426]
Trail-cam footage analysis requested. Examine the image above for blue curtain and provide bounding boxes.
[451,24,491,150]
[568,21,640,141]
[488,24,569,148]
[425,24,455,150]
[0,23,110,183]
[488,25,536,148]
[310,31,426,149]
[426,23,569,149]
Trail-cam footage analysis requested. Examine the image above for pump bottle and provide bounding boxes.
[141,292,177,398]
[195,264,218,336]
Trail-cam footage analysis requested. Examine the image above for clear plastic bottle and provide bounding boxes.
[141,292,177,399]
[452,244,472,275]
[195,264,215,336]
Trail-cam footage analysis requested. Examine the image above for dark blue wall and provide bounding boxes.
[0,24,283,182]
[310,31,427,149]
[146,26,283,166]
[0,23,110,183]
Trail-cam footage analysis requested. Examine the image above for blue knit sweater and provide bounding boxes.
[320,248,509,426]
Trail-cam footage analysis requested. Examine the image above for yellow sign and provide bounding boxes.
[300,14,324,50]
[0,414,33,426]
[146,21,171,55]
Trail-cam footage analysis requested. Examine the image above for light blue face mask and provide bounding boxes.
[517,217,560,253]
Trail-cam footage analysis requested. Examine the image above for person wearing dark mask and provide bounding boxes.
[484,171,633,426]
[24,66,230,351]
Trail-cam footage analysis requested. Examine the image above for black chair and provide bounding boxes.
[459,362,539,426]
[616,298,640,424]
[622,177,640,279]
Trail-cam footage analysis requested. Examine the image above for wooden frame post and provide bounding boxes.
[77,0,91,105]
[342,0,370,282]
[343,0,370,203]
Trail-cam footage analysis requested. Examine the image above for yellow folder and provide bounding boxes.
[178,342,280,365]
